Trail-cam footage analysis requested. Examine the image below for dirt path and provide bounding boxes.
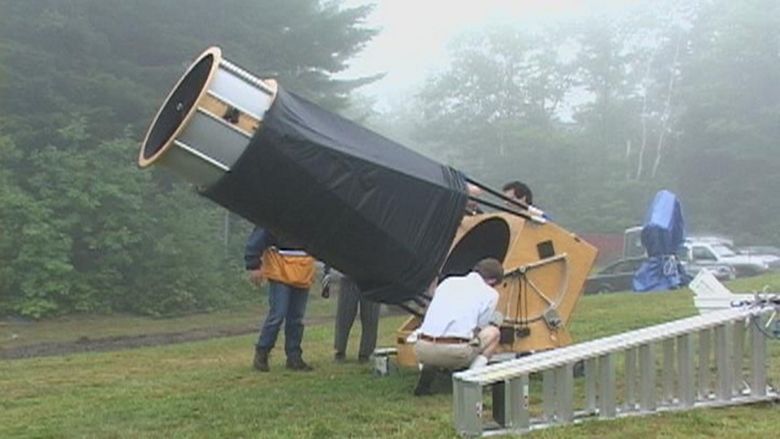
[0,316,333,360]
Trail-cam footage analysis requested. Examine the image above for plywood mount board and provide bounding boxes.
[396,212,598,367]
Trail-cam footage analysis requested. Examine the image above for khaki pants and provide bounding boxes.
[414,339,481,369]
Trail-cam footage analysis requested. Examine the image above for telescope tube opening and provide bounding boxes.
[441,217,511,278]
[140,49,218,166]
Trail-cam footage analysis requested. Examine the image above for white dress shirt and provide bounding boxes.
[418,272,499,340]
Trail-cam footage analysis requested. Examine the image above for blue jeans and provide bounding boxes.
[256,281,309,358]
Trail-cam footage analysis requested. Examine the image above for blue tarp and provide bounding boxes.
[632,190,690,292]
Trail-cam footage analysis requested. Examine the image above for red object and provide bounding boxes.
[580,233,624,266]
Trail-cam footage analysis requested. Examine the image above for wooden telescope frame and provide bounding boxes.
[394,180,598,366]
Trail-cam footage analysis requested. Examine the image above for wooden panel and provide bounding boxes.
[394,212,598,364]
[471,213,596,353]
[396,315,422,367]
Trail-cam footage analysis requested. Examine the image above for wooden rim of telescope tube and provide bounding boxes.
[139,47,222,168]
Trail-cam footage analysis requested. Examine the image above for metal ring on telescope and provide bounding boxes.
[140,47,222,168]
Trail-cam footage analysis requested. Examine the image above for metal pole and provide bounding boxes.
[677,333,695,407]
[504,376,530,433]
[732,318,745,395]
[543,370,556,422]
[750,315,767,397]
[715,323,733,401]
[455,381,483,436]
[698,328,712,400]
[663,338,676,405]
[585,357,598,414]
[639,343,656,412]
[598,353,616,418]
[555,364,574,423]
[625,347,638,412]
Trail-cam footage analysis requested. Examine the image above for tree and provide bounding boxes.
[673,0,780,243]
[0,0,378,146]
[402,0,780,237]
[412,27,574,179]
[0,0,379,317]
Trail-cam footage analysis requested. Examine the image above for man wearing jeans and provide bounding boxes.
[413,258,503,395]
[245,226,315,372]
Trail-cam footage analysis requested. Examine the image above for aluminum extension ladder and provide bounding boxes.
[452,305,778,437]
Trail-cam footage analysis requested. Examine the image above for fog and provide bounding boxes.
[0,0,778,318]
[338,0,780,247]
[342,0,644,110]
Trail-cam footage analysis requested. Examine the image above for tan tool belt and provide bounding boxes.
[260,248,315,289]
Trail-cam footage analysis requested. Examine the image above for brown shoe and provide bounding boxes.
[286,356,314,371]
[253,348,270,372]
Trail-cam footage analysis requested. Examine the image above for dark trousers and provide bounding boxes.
[256,280,309,358]
[334,276,381,358]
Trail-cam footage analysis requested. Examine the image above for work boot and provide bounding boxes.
[286,356,314,371]
[253,347,270,372]
[413,365,436,396]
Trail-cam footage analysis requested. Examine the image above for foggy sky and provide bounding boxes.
[341,0,643,110]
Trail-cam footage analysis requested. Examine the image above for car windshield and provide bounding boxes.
[711,243,736,257]
[743,246,780,255]
[600,259,642,274]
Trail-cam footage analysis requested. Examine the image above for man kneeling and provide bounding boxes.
[413,258,503,395]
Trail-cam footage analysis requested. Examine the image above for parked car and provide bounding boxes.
[687,234,734,246]
[739,245,780,258]
[584,256,734,295]
[623,226,645,258]
[682,260,736,282]
[584,257,645,294]
[680,239,780,277]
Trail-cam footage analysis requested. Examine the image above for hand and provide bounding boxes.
[248,269,266,287]
[321,274,333,298]
[490,311,504,327]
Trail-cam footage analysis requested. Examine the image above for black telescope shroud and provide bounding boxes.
[202,87,468,303]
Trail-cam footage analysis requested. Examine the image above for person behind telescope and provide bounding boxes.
[502,180,551,220]
[502,180,533,206]
[321,268,381,363]
[413,258,504,396]
[464,182,484,216]
[245,226,316,372]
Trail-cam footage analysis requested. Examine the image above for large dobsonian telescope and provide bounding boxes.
[138,47,597,359]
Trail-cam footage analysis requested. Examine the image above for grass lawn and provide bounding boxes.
[0,294,338,351]
[1,275,779,438]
